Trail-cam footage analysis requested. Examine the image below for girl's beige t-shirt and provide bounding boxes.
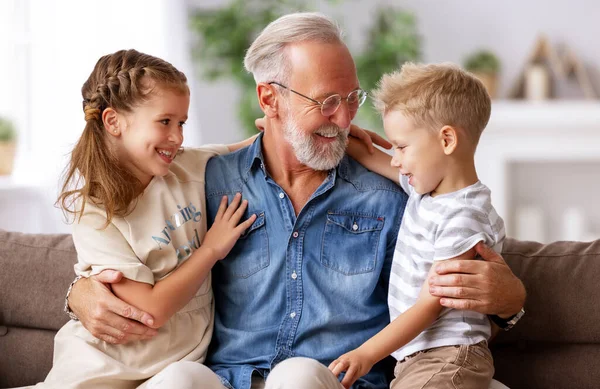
[50,145,228,383]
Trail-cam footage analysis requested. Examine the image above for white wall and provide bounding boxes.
[2,0,599,234]
[0,0,199,233]
[189,0,600,140]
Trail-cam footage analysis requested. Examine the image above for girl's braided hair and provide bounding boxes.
[58,49,188,226]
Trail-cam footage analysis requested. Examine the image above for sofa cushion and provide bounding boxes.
[0,230,77,331]
[497,238,600,345]
[491,238,600,389]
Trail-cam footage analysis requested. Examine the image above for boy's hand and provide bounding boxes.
[255,117,266,132]
[202,193,257,260]
[328,349,374,389]
[348,124,392,153]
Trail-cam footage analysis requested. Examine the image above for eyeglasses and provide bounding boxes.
[269,82,368,117]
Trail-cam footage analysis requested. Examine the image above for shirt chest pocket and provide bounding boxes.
[321,212,385,275]
[223,211,269,279]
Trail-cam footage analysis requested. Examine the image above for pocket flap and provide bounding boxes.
[240,211,265,238]
[326,213,384,233]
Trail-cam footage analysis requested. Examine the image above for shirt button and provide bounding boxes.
[352,223,359,231]
[290,312,296,318]
[279,192,285,199]
[292,231,299,238]
[291,272,297,280]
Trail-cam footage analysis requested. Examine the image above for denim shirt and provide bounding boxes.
[204,135,408,389]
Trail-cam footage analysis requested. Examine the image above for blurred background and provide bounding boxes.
[0,0,599,242]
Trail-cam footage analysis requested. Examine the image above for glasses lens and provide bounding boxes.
[347,90,360,110]
[321,95,341,116]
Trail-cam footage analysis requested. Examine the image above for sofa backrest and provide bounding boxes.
[0,230,77,386]
[1,230,600,388]
[492,238,600,388]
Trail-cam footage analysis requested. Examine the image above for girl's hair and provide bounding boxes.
[57,49,188,225]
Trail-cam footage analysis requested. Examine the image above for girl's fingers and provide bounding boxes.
[223,193,242,219]
[236,214,257,234]
[230,199,249,223]
[215,195,228,218]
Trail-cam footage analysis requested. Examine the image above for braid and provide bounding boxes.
[59,49,189,226]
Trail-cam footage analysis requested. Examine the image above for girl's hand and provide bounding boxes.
[348,124,392,153]
[202,193,257,260]
[328,349,375,389]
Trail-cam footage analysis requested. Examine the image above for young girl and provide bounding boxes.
[39,49,257,388]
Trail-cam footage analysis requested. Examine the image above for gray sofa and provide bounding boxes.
[1,229,599,388]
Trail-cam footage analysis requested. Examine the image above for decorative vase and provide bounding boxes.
[472,72,498,99]
[524,64,550,100]
[0,141,16,175]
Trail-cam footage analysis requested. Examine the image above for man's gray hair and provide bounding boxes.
[243,12,344,84]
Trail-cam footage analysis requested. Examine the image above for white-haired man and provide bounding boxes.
[67,12,525,389]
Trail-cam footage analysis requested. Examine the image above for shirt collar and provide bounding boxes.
[244,132,267,175]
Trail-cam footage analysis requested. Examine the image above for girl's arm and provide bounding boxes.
[227,134,259,152]
[330,247,477,388]
[111,193,256,328]
[346,135,398,183]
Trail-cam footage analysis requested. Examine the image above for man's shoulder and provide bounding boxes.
[339,155,406,198]
[205,146,252,193]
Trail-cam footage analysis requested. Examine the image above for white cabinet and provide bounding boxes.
[476,101,600,242]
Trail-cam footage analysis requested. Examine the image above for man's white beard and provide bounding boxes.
[283,112,349,171]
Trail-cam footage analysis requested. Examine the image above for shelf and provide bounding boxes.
[489,100,600,132]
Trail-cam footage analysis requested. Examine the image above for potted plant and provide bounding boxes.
[464,49,501,98]
[355,7,420,132]
[0,116,17,175]
[190,1,421,136]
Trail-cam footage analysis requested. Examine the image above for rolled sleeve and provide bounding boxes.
[72,210,155,285]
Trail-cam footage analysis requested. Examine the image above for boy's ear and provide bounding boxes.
[440,125,458,155]
[102,108,121,136]
[256,83,279,118]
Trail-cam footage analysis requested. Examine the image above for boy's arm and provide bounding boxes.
[346,137,398,183]
[330,248,477,388]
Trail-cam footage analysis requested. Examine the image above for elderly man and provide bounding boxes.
[67,12,525,389]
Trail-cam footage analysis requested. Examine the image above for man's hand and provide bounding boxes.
[348,124,392,153]
[328,349,374,389]
[428,242,526,318]
[69,270,158,344]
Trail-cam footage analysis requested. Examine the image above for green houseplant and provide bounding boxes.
[464,49,500,98]
[190,0,316,136]
[189,1,421,135]
[0,116,17,175]
[354,7,420,131]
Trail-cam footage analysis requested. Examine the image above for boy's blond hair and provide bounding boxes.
[372,62,491,146]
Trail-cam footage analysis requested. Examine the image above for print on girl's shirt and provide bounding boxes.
[151,201,203,262]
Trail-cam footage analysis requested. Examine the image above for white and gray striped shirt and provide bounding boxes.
[389,175,505,361]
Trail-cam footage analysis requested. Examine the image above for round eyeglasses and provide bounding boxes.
[269,82,368,117]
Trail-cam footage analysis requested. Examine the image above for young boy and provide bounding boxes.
[330,62,505,389]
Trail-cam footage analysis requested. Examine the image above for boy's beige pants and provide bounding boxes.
[390,341,495,389]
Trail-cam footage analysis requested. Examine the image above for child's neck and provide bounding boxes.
[431,157,478,197]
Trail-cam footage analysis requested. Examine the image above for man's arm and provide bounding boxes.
[428,241,526,330]
[68,270,157,344]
